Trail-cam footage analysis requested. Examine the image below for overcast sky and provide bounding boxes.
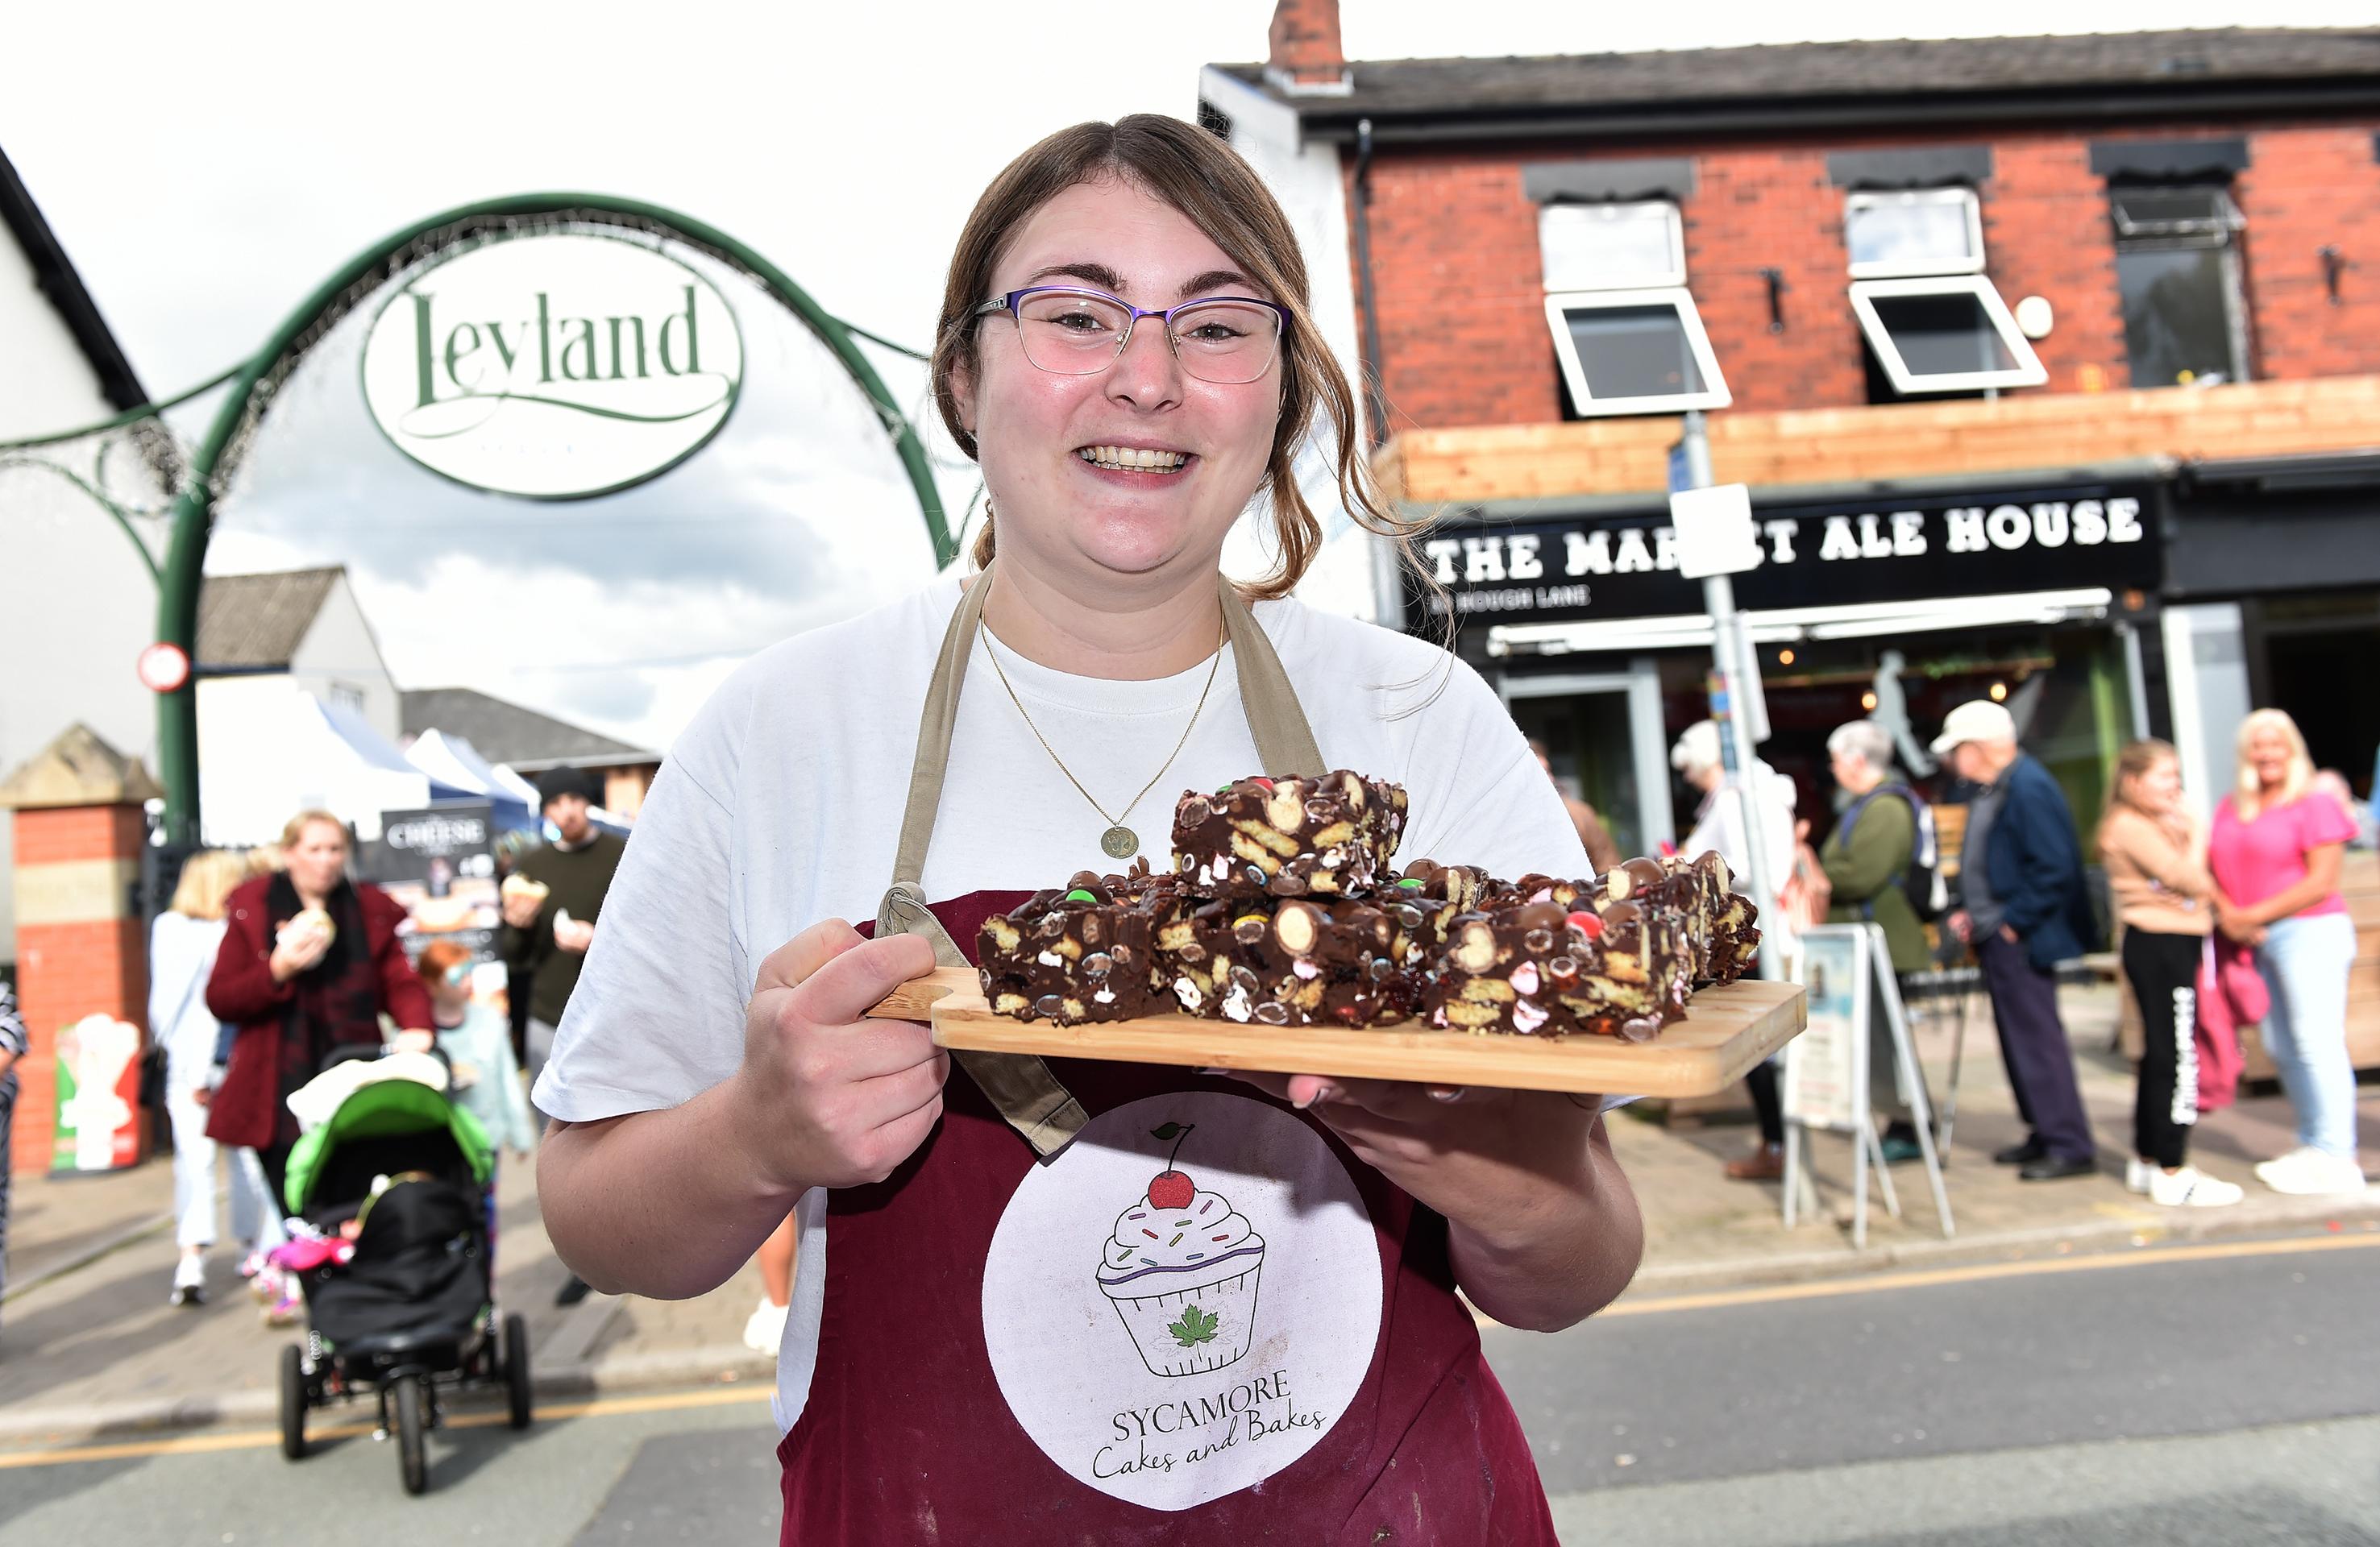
[6,0,2369,753]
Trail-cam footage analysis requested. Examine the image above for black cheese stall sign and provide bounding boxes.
[1418,484,2163,624]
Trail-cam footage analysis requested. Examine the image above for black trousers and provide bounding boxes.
[1747,1060,1783,1145]
[1977,933,2095,1162]
[2121,928,2201,1169]
[255,1139,296,1221]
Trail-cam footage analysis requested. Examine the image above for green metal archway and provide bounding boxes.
[153,193,952,844]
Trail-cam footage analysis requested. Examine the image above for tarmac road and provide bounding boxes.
[3,1231,2374,1545]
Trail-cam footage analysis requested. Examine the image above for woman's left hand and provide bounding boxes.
[2216,898,2264,945]
[1217,1070,1634,1330]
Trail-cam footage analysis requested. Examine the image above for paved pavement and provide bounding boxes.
[3,1230,2372,1543]
[1,981,2372,1449]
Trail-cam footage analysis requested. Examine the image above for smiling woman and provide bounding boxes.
[534,114,1639,1546]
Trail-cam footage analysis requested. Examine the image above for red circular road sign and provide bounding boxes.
[137,642,191,694]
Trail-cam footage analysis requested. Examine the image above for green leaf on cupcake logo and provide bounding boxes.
[1168,1303,1219,1348]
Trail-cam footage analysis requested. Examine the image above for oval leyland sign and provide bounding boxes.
[360,231,744,499]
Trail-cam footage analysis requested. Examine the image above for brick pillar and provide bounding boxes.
[1,724,162,1175]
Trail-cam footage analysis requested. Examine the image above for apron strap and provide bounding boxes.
[882,561,1088,1159]
[1218,574,1326,779]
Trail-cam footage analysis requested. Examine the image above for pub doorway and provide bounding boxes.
[1499,661,1673,862]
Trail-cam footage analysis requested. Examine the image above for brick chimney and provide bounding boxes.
[1266,0,1351,95]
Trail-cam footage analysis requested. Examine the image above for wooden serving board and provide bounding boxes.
[866,969,1805,1097]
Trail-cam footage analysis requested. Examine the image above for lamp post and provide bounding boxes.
[1672,410,1780,980]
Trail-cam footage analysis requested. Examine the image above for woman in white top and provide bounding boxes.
[534,116,1642,1543]
[149,848,276,1305]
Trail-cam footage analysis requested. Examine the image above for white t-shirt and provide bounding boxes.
[531,574,1588,1430]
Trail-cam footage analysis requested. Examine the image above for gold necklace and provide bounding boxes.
[978,617,1224,860]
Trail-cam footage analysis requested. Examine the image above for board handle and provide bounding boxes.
[864,965,978,1022]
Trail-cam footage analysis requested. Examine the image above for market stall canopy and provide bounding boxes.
[404,729,536,833]
[197,682,472,847]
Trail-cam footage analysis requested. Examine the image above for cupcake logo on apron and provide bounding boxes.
[982,1090,1382,1512]
[1098,1123,1265,1377]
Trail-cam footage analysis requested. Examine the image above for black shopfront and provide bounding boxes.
[1410,474,2168,858]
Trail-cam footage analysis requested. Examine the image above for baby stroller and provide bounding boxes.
[274,1053,531,1495]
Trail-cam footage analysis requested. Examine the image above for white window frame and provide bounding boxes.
[1847,276,2048,395]
[2110,185,2245,243]
[1844,188,1987,279]
[2108,185,2251,387]
[1543,287,1732,417]
[1538,200,1688,292]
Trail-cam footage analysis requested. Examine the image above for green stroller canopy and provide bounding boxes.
[283,1076,496,1216]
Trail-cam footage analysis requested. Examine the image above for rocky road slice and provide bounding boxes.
[1170,770,1407,898]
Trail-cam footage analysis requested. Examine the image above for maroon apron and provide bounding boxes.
[775,567,1559,1544]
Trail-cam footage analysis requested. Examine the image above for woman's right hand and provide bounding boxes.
[269,921,332,983]
[728,920,947,1193]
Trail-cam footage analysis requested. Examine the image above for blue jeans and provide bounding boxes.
[2257,913,2360,1160]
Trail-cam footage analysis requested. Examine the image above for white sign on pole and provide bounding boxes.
[361,232,745,499]
[1668,482,1762,579]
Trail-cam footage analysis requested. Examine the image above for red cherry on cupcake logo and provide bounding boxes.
[1147,1121,1198,1209]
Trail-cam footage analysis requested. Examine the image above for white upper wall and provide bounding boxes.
[0,226,117,440]
[1198,68,1393,627]
[287,571,401,745]
[0,225,164,968]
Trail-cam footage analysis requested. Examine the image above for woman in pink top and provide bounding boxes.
[2209,709,2364,1196]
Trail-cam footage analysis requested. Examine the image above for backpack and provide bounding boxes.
[1844,784,1949,923]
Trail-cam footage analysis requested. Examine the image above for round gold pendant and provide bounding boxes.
[1099,824,1139,860]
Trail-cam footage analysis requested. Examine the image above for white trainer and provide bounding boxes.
[2257,1147,2368,1197]
[2148,1167,2245,1207]
[169,1254,208,1307]
[2125,1157,2154,1195]
[741,1296,789,1355]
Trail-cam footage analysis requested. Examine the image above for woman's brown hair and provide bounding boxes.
[932,115,1426,603]
[2099,737,2181,842]
[279,808,349,851]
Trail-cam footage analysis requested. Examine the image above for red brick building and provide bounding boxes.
[1203,13,2380,859]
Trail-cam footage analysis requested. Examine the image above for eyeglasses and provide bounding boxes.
[973,286,1288,384]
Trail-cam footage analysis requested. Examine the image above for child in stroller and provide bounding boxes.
[274,1048,531,1495]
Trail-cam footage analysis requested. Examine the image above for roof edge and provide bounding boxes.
[1283,76,2380,143]
[0,144,151,413]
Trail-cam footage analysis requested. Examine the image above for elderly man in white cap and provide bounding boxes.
[1672,720,1797,902]
[1937,700,2100,1181]
[1672,720,1801,1180]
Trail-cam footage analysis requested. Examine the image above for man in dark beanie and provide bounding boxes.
[501,766,626,1303]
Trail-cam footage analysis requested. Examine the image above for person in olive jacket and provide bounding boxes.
[1820,720,1933,975]
[1819,719,1940,1163]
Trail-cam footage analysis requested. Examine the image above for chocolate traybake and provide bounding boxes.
[979,767,1761,1043]
[1156,893,1417,1027]
[1420,895,1694,1043]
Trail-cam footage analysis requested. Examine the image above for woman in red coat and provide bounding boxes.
[205,809,434,1215]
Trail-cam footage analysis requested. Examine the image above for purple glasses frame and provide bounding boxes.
[971,285,1290,379]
